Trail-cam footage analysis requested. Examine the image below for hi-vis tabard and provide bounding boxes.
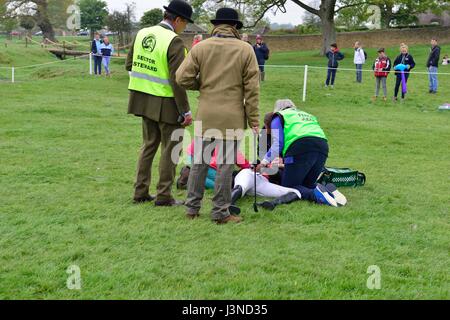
[277,109,327,157]
[129,25,177,97]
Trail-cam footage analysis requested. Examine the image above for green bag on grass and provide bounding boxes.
[318,167,366,188]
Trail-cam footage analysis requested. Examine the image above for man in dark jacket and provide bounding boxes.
[126,0,193,206]
[427,38,441,94]
[253,35,270,81]
[91,32,102,75]
[325,43,344,88]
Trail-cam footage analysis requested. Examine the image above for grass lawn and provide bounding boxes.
[0,41,449,299]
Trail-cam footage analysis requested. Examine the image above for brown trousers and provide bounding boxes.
[185,137,239,221]
[134,117,182,201]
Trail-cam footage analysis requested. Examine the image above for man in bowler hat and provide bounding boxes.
[176,8,260,224]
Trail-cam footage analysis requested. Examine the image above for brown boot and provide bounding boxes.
[186,209,200,220]
[215,215,242,225]
[133,195,155,204]
[176,166,190,190]
[371,96,377,102]
[155,198,185,207]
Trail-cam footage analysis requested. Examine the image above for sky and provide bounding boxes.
[105,0,306,25]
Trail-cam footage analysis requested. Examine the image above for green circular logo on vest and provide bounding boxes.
[142,34,157,52]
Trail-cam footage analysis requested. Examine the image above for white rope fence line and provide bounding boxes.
[261,64,450,75]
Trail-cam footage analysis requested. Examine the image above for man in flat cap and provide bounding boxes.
[127,0,194,206]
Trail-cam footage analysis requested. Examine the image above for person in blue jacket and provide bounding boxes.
[91,32,103,75]
[253,34,270,81]
[325,43,344,88]
[100,36,114,77]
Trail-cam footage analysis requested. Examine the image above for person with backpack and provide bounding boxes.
[325,43,344,88]
[354,41,366,83]
[253,34,270,81]
[372,48,391,102]
[393,43,416,101]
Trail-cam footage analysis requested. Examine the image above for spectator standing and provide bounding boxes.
[100,36,114,77]
[354,41,366,83]
[427,38,441,94]
[325,43,344,88]
[91,32,102,75]
[393,43,416,101]
[241,33,252,45]
[192,34,203,47]
[253,34,270,82]
[372,48,391,102]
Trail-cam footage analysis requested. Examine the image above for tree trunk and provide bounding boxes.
[36,1,57,42]
[319,1,337,56]
[380,4,393,28]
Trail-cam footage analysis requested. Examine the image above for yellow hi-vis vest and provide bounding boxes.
[128,25,177,97]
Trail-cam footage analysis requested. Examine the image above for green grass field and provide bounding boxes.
[0,39,449,299]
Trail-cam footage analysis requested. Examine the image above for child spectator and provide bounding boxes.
[393,43,415,101]
[372,48,391,102]
[442,54,449,65]
[325,43,344,88]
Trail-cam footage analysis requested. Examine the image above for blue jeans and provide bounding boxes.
[93,55,102,75]
[356,64,363,83]
[326,68,337,86]
[428,66,438,92]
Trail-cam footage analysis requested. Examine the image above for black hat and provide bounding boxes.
[163,0,194,23]
[211,8,243,30]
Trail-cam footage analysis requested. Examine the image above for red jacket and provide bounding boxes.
[373,57,391,77]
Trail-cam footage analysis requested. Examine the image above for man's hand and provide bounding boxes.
[252,126,260,135]
[181,114,193,127]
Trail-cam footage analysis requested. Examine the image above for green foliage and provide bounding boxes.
[79,0,108,33]
[140,8,163,28]
[0,41,450,299]
[20,16,35,32]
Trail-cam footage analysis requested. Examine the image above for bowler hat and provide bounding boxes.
[164,0,194,23]
[211,8,243,30]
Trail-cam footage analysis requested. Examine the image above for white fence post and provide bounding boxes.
[302,65,308,102]
[11,67,15,83]
[89,53,93,75]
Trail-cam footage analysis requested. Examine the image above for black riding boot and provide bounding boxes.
[259,192,300,211]
[229,186,243,215]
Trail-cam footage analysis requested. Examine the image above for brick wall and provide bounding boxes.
[180,26,450,52]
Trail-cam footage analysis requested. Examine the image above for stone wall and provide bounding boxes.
[180,26,450,52]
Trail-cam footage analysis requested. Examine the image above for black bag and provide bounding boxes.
[318,167,366,188]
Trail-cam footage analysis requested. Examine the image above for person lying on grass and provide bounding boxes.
[176,140,251,190]
[232,99,347,211]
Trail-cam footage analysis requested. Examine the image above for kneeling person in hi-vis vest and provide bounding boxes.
[256,99,347,209]
[127,0,194,206]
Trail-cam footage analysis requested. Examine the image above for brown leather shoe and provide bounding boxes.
[155,199,185,207]
[133,195,155,204]
[215,215,242,225]
[186,209,200,220]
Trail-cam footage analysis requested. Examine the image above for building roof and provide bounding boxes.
[183,24,207,34]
